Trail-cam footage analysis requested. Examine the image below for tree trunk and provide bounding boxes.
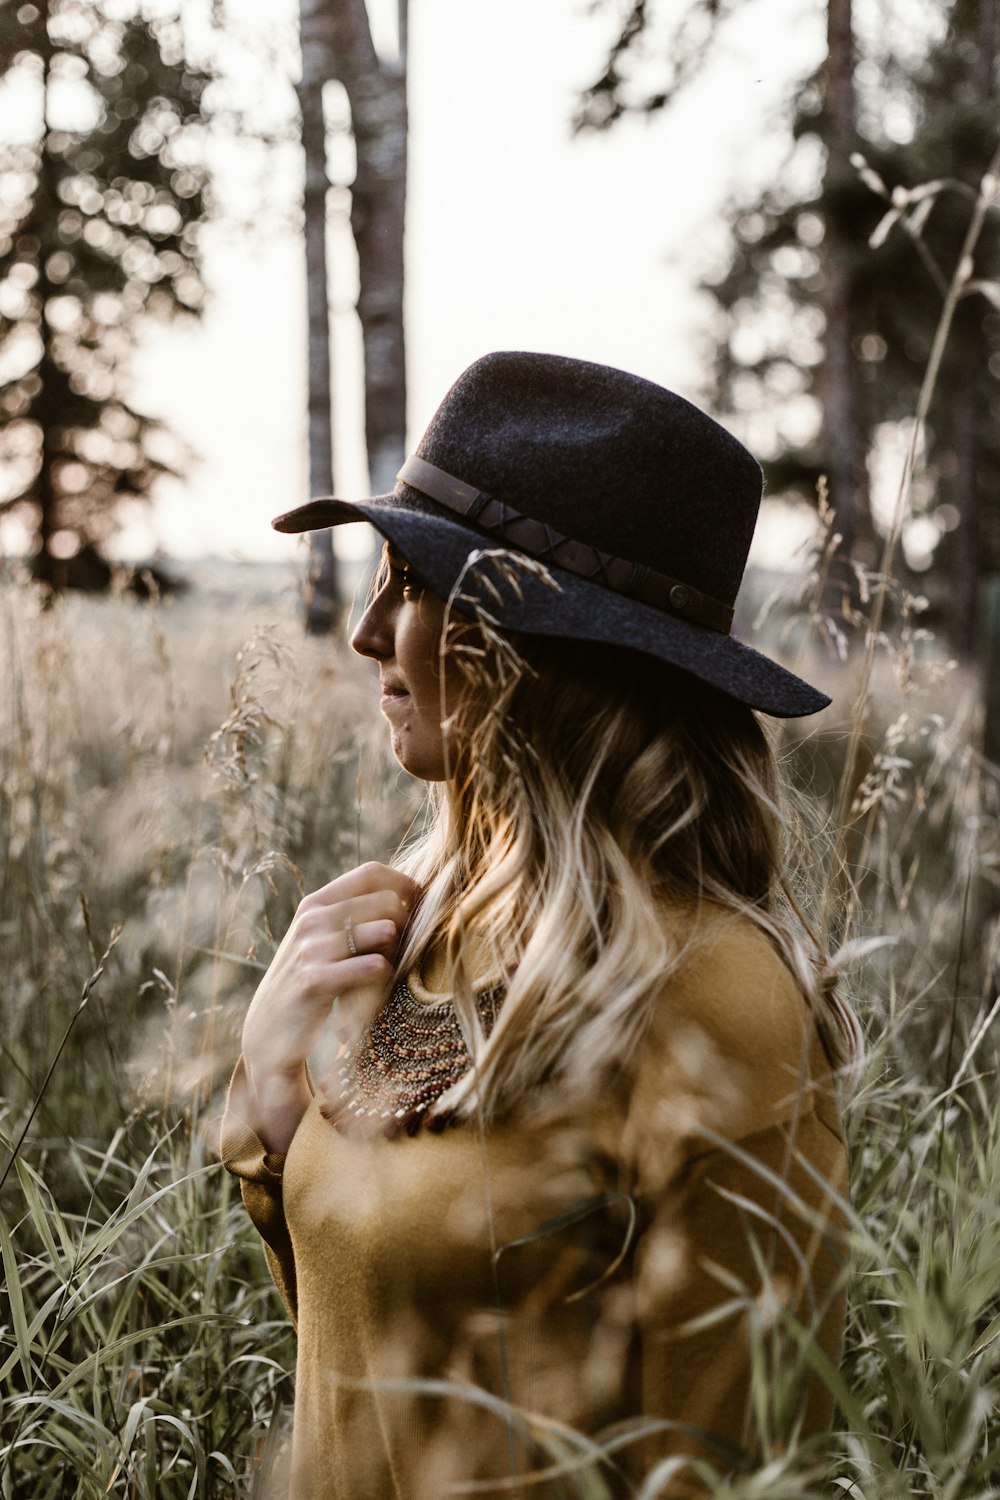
[350,69,407,496]
[328,0,408,498]
[955,0,997,660]
[30,0,60,592]
[299,0,342,635]
[953,320,980,660]
[294,0,408,630]
[821,0,873,604]
[32,356,60,592]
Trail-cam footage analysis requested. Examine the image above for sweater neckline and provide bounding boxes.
[406,963,505,1008]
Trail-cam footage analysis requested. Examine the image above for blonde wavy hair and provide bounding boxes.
[386,560,862,1123]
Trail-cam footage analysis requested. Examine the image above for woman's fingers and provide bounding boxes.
[281,927,391,1003]
[328,890,410,936]
[270,880,416,1018]
[299,861,419,918]
[337,917,399,962]
[325,912,398,960]
[241,863,421,1106]
[291,881,416,973]
[291,894,407,966]
[329,950,392,986]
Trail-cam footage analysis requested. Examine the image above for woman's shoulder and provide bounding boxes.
[615,900,834,1183]
[656,898,811,1067]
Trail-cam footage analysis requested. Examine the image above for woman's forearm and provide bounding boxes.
[241,1056,313,1156]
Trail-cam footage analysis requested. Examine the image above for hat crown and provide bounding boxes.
[412,351,762,607]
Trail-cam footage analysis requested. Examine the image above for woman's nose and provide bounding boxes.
[351,593,392,661]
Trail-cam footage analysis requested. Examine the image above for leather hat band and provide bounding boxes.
[397,455,734,634]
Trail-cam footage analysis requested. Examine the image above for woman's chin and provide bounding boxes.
[389,729,451,783]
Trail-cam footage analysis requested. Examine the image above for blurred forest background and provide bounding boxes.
[3,0,1000,1496]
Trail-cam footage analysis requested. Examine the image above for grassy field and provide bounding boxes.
[2,548,1000,1498]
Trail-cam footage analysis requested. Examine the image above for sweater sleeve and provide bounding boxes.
[625,1112,847,1492]
[219,1056,300,1324]
[614,918,849,1492]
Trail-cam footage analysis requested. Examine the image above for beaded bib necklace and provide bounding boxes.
[331,977,505,1134]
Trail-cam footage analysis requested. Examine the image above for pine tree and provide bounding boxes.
[0,0,212,588]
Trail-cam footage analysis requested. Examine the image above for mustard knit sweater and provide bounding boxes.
[221,905,847,1499]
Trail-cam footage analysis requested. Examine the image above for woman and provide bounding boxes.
[221,352,858,1499]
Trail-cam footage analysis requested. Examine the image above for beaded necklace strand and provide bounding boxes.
[330,977,505,1135]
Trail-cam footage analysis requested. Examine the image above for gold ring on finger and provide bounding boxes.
[344,917,358,958]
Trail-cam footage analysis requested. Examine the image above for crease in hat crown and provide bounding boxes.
[271,350,831,719]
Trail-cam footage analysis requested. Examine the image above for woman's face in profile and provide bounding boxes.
[351,545,465,782]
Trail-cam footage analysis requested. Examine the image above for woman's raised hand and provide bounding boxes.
[240,862,420,1154]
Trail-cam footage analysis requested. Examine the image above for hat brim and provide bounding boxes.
[274,495,830,719]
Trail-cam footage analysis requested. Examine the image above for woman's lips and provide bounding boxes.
[380,683,410,709]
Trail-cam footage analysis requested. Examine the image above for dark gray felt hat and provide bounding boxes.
[273,351,829,718]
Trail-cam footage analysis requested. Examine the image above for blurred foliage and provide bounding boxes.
[0,574,411,1142]
[705,0,1000,627]
[0,0,214,590]
[578,0,1000,648]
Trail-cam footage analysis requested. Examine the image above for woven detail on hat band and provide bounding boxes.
[397,455,734,634]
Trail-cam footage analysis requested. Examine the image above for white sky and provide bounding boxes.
[7,0,830,564]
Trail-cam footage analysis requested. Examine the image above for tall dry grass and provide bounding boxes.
[0,564,422,1497]
[2,533,999,1497]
